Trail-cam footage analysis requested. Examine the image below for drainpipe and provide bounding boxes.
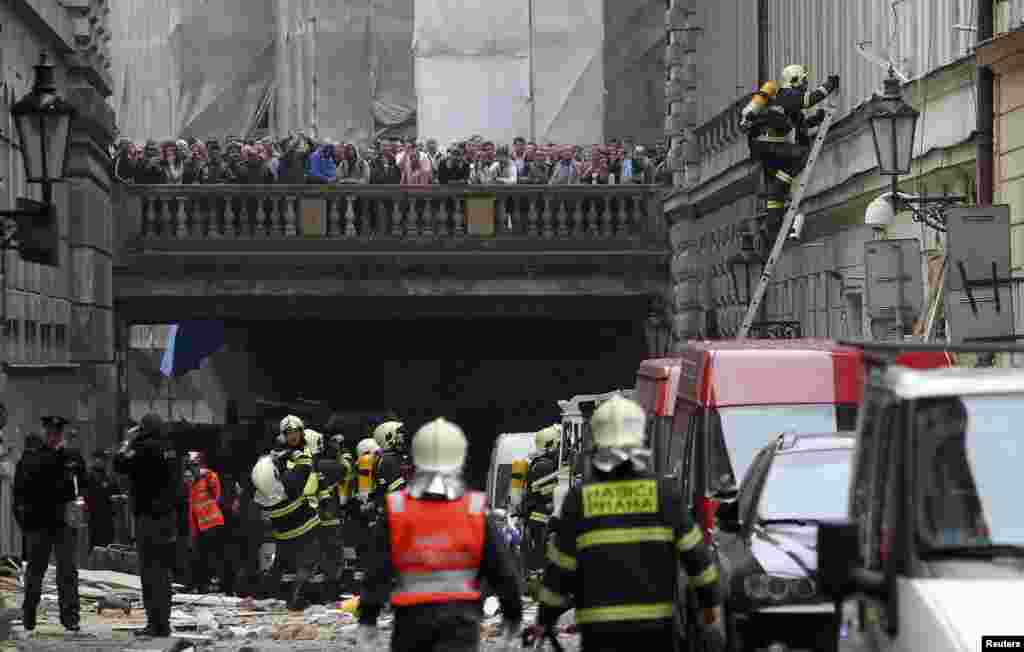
[977,0,995,206]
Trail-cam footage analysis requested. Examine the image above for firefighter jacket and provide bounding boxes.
[188,469,225,537]
[358,489,524,626]
[373,449,410,505]
[316,450,353,527]
[13,445,87,531]
[261,450,320,541]
[749,83,830,147]
[536,465,722,635]
[521,452,557,526]
[113,430,182,518]
[356,451,377,504]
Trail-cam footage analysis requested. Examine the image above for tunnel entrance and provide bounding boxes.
[235,317,647,487]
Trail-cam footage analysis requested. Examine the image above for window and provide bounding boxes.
[757,448,854,522]
[55,323,66,349]
[738,449,772,522]
[40,323,52,353]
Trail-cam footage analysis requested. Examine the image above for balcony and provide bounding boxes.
[113,184,670,322]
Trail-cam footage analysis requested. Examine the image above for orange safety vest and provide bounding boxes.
[387,489,487,607]
[189,470,225,535]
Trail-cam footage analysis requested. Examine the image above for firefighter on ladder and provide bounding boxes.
[356,418,523,652]
[740,65,840,242]
[530,396,724,652]
[518,425,560,582]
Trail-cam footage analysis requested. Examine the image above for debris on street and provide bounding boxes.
[0,564,581,650]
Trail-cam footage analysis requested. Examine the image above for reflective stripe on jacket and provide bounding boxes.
[537,472,722,633]
[263,455,320,540]
[387,489,487,607]
[189,470,225,536]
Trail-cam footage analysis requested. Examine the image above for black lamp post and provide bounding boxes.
[0,52,75,262]
[867,68,964,228]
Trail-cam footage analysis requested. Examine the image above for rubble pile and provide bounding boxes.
[0,565,581,651]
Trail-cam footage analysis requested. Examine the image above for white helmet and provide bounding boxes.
[280,414,305,434]
[411,417,467,473]
[591,395,647,449]
[251,455,285,505]
[535,424,560,452]
[781,64,808,89]
[304,429,323,456]
[373,420,405,449]
[356,437,380,457]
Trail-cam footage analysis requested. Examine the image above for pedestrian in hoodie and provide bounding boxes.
[306,142,339,184]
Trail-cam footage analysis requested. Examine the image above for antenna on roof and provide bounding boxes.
[855,41,909,83]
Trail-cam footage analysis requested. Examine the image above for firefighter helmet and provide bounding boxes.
[280,414,305,434]
[373,420,405,449]
[410,417,467,473]
[535,425,559,452]
[781,64,808,89]
[356,437,380,457]
[251,455,286,505]
[591,395,647,449]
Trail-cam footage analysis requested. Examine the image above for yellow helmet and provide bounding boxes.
[781,64,808,89]
[373,420,405,449]
[534,424,560,452]
[591,395,647,449]
[411,417,468,473]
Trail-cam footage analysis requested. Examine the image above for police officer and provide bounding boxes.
[740,64,839,240]
[372,419,412,506]
[251,416,338,610]
[532,396,723,651]
[519,425,559,577]
[356,418,523,652]
[113,413,182,638]
[13,416,87,633]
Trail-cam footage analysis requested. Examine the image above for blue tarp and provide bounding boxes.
[160,321,227,377]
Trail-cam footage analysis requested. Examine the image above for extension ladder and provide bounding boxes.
[737,99,840,338]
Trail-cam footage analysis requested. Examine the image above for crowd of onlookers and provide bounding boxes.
[111,133,673,187]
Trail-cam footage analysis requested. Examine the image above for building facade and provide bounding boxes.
[665,0,983,346]
[0,0,117,554]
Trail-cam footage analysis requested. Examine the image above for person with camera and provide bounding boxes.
[13,416,87,633]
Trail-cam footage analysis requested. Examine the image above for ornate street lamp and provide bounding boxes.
[866,68,963,231]
[0,52,75,266]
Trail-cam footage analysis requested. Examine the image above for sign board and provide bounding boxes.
[944,205,1014,342]
[465,194,495,236]
[864,239,923,339]
[300,199,327,237]
[945,205,1011,292]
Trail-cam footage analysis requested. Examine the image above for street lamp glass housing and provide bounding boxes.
[868,74,919,176]
[12,53,76,184]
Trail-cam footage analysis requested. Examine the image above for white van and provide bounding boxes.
[486,432,536,512]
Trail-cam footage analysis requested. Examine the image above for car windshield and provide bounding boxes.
[716,404,842,486]
[917,394,1024,549]
[758,448,853,522]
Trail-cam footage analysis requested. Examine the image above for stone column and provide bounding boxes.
[62,0,118,453]
[665,0,700,189]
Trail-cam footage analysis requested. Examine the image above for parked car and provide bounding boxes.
[819,348,1024,651]
[715,431,854,652]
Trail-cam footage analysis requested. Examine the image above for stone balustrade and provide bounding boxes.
[116,184,665,246]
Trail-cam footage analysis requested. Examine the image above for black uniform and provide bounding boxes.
[13,439,87,631]
[373,448,411,507]
[359,491,524,652]
[520,451,557,575]
[113,416,183,637]
[537,464,722,651]
[314,439,352,601]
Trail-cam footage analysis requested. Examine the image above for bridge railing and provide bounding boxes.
[116,184,665,245]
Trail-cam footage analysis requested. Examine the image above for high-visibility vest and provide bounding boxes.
[190,471,225,533]
[509,458,529,509]
[357,452,376,501]
[387,490,487,607]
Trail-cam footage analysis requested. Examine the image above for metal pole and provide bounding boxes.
[310,16,319,140]
[528,0,536,143]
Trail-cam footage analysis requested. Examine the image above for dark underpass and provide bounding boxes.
[230,317,647,487]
